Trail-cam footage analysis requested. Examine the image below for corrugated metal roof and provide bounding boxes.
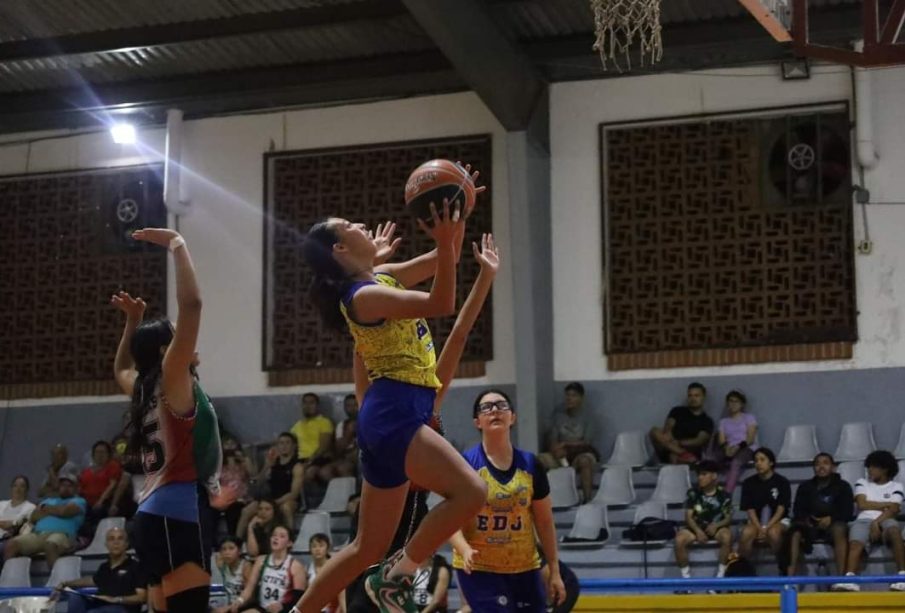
[0,0,366,42]
[491,0,863,40]
[0,13,431,93]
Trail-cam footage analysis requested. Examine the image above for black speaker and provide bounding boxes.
[99,168,166,253]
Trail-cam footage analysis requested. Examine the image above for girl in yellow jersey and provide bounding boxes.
[294,191,487,613]
[451,390,566,612]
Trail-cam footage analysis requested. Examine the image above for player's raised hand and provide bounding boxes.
[110,291,146,322]
[370,221,402,265]
[473,233,500,274]
[131,227,182,248]
[417,198,462,247]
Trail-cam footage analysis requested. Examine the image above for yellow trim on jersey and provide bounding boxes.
[340,273,441,389]
[452,465,540,574]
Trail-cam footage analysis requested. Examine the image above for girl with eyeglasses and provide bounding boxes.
[449,390,566,612]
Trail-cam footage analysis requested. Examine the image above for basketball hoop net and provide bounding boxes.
[591,0,663,72]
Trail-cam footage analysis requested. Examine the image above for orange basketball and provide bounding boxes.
[404,159,476,221]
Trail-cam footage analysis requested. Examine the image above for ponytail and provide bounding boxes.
[302,221,351,331]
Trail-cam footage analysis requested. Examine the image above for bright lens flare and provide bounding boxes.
[110,123,136,144]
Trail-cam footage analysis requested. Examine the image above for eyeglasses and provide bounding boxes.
[477,400,512,415]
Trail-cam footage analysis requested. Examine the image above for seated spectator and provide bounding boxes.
[289,393,335,476]
[710,390,757,493]
[213,536,251,613]
[312,394,360,485]
[0,476,36,560]
[538,382,599,502]
[79,441,124,536]
[4,471,86,567]
[217,450,252,537]
[244,498,280,558]
[411,551,451,613]
[307,533,340,612]
[237,433,303,534]
[38,444,79,499]
[833,450,905,592]
[649,382,714,464]
[106,438,140,522]
[675,460,733,579]
[785,453,852,577]
[233,525,306,612]
[54,526,146,612]
[737,448,791,564]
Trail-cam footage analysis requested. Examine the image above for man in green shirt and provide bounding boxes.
[675,460,733,579]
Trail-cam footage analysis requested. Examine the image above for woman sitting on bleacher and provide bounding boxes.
[711,390,757,493]
[55,526,146,613]
[213,536,251,613]
[0,476,36,561]
[737,447,791,567]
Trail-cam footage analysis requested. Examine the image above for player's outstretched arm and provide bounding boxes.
[435,233,499,405]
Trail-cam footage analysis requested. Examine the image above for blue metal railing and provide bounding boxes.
[579,575,905,613]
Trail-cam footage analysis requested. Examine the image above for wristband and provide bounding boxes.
[168,235,186,252]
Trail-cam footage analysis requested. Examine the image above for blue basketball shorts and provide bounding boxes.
[357,378,436,489]
[455,568,547,612]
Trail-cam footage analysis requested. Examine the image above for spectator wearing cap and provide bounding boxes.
[4,471,86,567]
[675,460,733,579]
[538,382,599,503]
[711,390,758,493]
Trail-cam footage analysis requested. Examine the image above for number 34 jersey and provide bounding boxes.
[452,444,551,574]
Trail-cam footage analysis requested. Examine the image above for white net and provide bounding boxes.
[591,0,663,72]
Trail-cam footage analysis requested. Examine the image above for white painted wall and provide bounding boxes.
[551,64,905,381]
[1,92,516,405]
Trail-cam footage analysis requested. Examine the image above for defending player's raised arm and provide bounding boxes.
[110,291,146,395]
[435,234,499,405]
[353,201,461,322]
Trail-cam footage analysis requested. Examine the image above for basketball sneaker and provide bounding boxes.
[365,557,415,613]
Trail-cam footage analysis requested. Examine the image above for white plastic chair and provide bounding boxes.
[893,424,905,460]
[426,491,444,510]
[604,431,650,467]
[209,553,224,585]
[649,465,691,505]
[619,501,670,548]
[834,422,877,462]
[0,557,31,587]
[590,465,635,506]
[837,461,866,487]
[548,467,580,509]
[45,556,81,588]
[897,461,905,485]
[292,511,331,553]
[315,477,357,514]
[777,425,820,463]
[561,504,609,548]
[80,517,126,555]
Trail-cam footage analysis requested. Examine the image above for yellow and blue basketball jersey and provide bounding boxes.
[340,273,441,389]
[453,444,551,574]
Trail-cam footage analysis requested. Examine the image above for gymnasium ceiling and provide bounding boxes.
[0,0,868,134]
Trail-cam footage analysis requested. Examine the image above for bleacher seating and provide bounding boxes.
[548,467,580,508]
[45,556,81,588]
[835,422,877,462]
[314,476,356,514]
[649,465,690,505]
[777,425,821,463]
[0,558,31,588]
[894,423,905,460]
[292,511,331,553]
[562,504,609,548]
[590,465,635,506]
[79,517,126,556]
[837,461,866,486]
[604,431,650,467]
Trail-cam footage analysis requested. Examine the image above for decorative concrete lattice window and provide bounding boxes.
[0,166,168,398]
[264,136,494,386]
[602,107,855,370]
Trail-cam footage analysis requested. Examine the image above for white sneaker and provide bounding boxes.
[831,582,859,592]
[890,581,905,591]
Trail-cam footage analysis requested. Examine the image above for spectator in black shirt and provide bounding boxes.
[738,447,791,562]
[785,453,853,576]
[649,382,714,464]
[55,526,147,612]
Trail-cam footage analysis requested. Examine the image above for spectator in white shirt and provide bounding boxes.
[833,450,905,592]
[0,476,36,560]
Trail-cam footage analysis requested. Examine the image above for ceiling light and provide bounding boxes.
[110,123,136,144]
